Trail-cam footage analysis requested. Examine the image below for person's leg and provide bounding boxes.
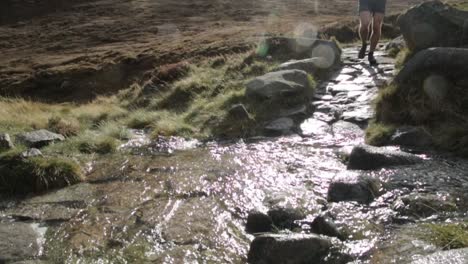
[358,11,372,59]
[368,13,384,65]
[369,13,384,53]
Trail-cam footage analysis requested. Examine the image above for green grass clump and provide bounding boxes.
[151,111,195,138]
[395,48,413,69]
[365,122,396,146]
[125,110,159,129]
[387,47,400,58]
[0,150,84,195]
[98,122,131,140]
[452,1,468,11]
[78,136,119,154]
[48,116,81,137]
[422,222,468,250]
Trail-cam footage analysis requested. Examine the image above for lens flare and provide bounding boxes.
[293,22,318,48]
[311,44,336,69]
[423,74,449,102]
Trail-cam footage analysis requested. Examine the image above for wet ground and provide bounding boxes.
[1,46,467,263]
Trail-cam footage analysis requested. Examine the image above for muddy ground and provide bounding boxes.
[0,0,462,102]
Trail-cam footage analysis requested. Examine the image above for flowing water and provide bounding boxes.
[1,46,467,263]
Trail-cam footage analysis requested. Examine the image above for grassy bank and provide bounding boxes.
[0,50,298,157]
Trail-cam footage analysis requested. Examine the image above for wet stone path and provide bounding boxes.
[1,45,468,263]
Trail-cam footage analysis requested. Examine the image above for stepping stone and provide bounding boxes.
[347,144,423,170]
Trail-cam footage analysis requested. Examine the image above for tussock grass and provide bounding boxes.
[0,97,127,134]
[372,68,468,154]
[98,122,131,140]
[365,121,396,146]
[1,49,311,157]
[125,110,159,129]
[453,1,468,11]
[48,116,81,137]
[422,222,468,250]
[0,149,84,194]
[395,48,413,69]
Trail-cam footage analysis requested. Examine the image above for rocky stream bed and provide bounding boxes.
[1,45,467,263]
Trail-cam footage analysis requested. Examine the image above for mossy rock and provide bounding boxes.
[0,150,84,195]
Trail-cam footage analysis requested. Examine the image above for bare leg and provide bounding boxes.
[370,13,384,53]
[359,11,371,45]
[358,11,371,59]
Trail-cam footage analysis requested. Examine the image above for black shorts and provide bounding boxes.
[358,0,387,14]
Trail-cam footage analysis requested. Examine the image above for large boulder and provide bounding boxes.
[247,233,350,264]
[0,223,40,263]
[16,129,65,148]
[347,144,423,170]
[411,248,468,264]
[395,47,468,85]
[246,70,313,101]
[257,37,342,63]
[398,1,468,52]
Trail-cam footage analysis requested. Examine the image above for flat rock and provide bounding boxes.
[342,104,374,123]
[312,112,336,124]
[299,118,330,137]
[246,70,312,101]
[0,223,40,262]
[331,120,364,142]
[17,129,65,148]
[248,233,349,264]
[6,203,81,222]
[347,144,423,170]
[329,83,366,95]
[390,126,433,148]
[411,248,468,264]
[6,183,94,221]
[278,57,333,73]
[264,118,295,136]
